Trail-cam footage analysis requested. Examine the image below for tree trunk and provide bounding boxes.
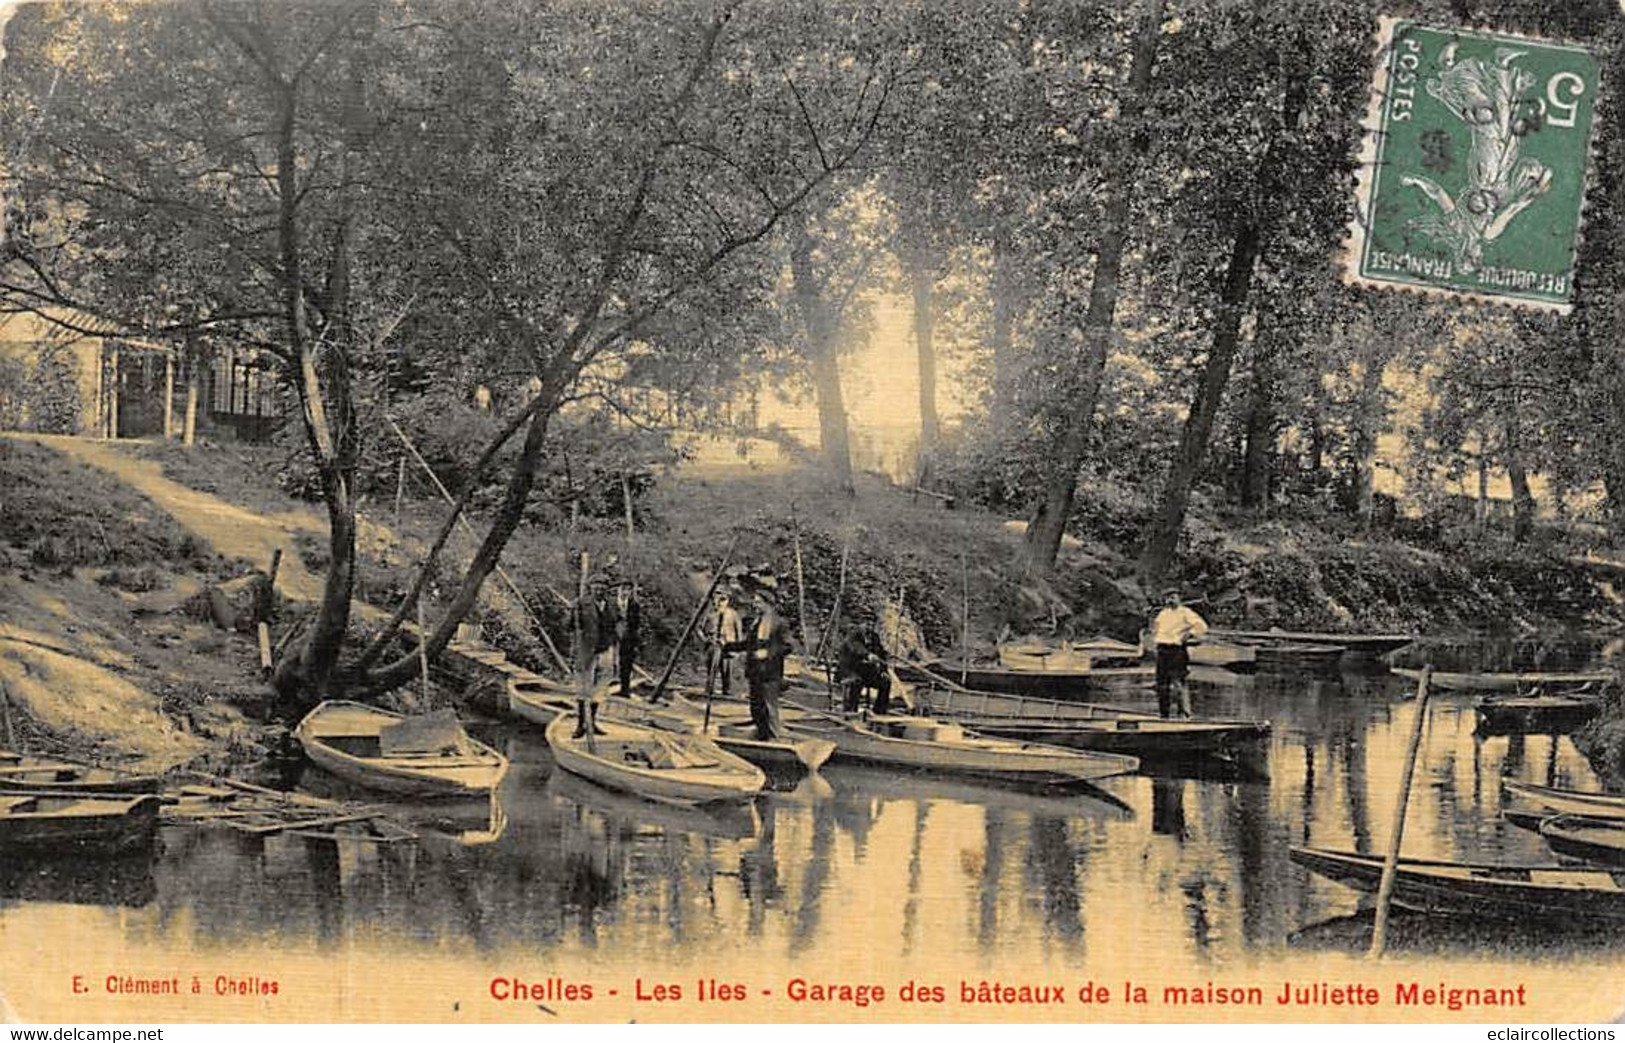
[1476,438,1490,533]
[792,218,854,494]
[1137,53,1308,585]
[1240,334,1275,511]
[1020,0,1162,576]
[910,259,939,462]
[1505,409,1535,543]
[1138,222,1263,583]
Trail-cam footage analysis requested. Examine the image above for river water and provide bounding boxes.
[4,637,1625,1021]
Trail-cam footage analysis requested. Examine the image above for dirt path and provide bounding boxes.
[12,434,328,601]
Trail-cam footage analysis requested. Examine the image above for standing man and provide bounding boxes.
[706,585,746,701]
[1150,587,1208,719]
[743,571,793,740]
[571,573,615,738]
[613,578,641,699]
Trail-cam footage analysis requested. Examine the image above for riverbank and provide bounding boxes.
[4,434,1624,769]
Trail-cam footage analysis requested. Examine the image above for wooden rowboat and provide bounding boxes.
[1474,694,1602,735]
[1215,630,1416,657]
[1290,846,1625,922]
[506,677,834,775]
[543,712,765,807]
[783,701,1139,786]
[1504,780,1625,821]
[1393,667,1615,693]
[0,793,160,854]
[1252,642,1345,672]
[294,701,508,798]
[895,659,1154,700]
[0,751,161,795]
[1537,816,1625,867]
[905,684,1269,760]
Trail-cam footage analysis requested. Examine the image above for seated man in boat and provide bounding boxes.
[571,573,617,737]
[837,625,892,716]
[1150,587,1208,719]
[742,570,793,740]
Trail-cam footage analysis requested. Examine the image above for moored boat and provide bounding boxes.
[0,793,161,854]
[1474,694,1602,735]
[0,751,162,795]
[1214,630,1416,657]
[543,712,765,807]
[1253,642,1345,673]
[783,700,1139,786]
[294,701,509,798]
[905,684,1270,760]
[1503,780,1625,821]
[895,658,1154,699]
[1537,816,1625,867]
[1289,846,1625,922]
[505,675,835,775]
[1393,667,1615,692]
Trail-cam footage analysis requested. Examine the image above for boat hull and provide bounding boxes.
[1539,817,1625,867]
[786,711,1139,785]
[1474,696,1601,735]
[0,794,160,855]
[295,701,509,798]
[1215,630,1415,656]
[1395,668,1613,693]
[1504,780,1625,820]
[941,715,1269,759]
[895,660,1153,700]
[545,713,766,807]
[1290,846,1625,922]
[0,752,162,795]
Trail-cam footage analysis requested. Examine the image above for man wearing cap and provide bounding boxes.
[571,573,616,737]
[706,585,746,701]
[1149,587,1208,719]
[742,571,793,740]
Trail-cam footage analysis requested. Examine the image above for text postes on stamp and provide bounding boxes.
[1349,18,1600,312]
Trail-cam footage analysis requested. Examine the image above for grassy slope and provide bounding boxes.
[134,441,1623,684]
[0,439,270,768]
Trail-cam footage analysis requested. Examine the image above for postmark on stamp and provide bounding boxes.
[1347,18,1600,312]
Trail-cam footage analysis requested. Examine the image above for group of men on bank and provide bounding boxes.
[568,563,1212,738]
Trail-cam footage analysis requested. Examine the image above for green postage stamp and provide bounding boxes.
[1348,18,1601,311]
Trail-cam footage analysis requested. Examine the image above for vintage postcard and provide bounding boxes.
[2,0,1625,1027]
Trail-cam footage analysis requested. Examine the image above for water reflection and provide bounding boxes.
[3,651,1625,978]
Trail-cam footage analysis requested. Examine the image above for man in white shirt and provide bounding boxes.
[1150,587,1208,718]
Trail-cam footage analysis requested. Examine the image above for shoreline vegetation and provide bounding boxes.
[4,433,1623,784]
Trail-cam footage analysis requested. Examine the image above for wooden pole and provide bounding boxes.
[162,351,175,440]
[650,536,739,704]
[395,456,407,523]
[960,552,970,688]
[415,592,432,707]
[1370,664,1432,958]
[791,503,813,655]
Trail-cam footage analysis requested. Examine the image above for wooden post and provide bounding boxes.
[650,537,739,704]
[162,351,175,440]
[415,592,432,707]
[183,336,199,447]
[395,456,407,522]
[0,680,15,751]
[257,623,273,676]
[1370,664,1432,958]
[107,343,120,438]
